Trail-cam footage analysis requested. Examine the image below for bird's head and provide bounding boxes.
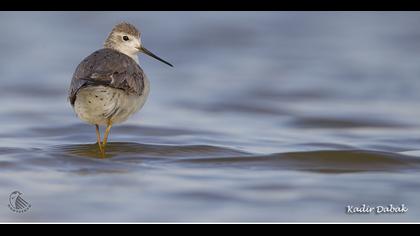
[9,191,21,206]
[10,191,21,200]
[104,22,173,67]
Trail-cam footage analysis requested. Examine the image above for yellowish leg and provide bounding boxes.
[102,119,113,150]
[95,124,104,155]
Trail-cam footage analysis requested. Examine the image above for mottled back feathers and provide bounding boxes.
[68,48,145,106]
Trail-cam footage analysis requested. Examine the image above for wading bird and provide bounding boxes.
[68,22,173,156]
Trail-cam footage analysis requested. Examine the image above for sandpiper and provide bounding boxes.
[68,22,173,156]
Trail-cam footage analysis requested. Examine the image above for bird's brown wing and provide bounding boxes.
[68,48,145,106]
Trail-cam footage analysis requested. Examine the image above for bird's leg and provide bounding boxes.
[95,124,104,154]
[102,119,113,150]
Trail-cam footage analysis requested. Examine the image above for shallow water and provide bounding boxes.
[1,12,420,222]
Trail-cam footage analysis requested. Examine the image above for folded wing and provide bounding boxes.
[68,48,145,106]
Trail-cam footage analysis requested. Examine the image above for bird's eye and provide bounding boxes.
[123,36,129,41]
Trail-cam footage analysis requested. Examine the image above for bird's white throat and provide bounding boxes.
[128,53,139,64]
[103,34,141,64]
[109,46,140,64]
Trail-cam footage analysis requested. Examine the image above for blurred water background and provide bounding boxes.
[1,11,420,222]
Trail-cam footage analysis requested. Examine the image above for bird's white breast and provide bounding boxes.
[74,77,149,126]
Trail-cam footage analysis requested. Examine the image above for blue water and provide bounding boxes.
[1,12,420,222]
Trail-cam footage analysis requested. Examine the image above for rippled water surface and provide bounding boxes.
[1,12,420,222]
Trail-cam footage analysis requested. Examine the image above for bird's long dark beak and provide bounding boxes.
[138,46,173,67]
